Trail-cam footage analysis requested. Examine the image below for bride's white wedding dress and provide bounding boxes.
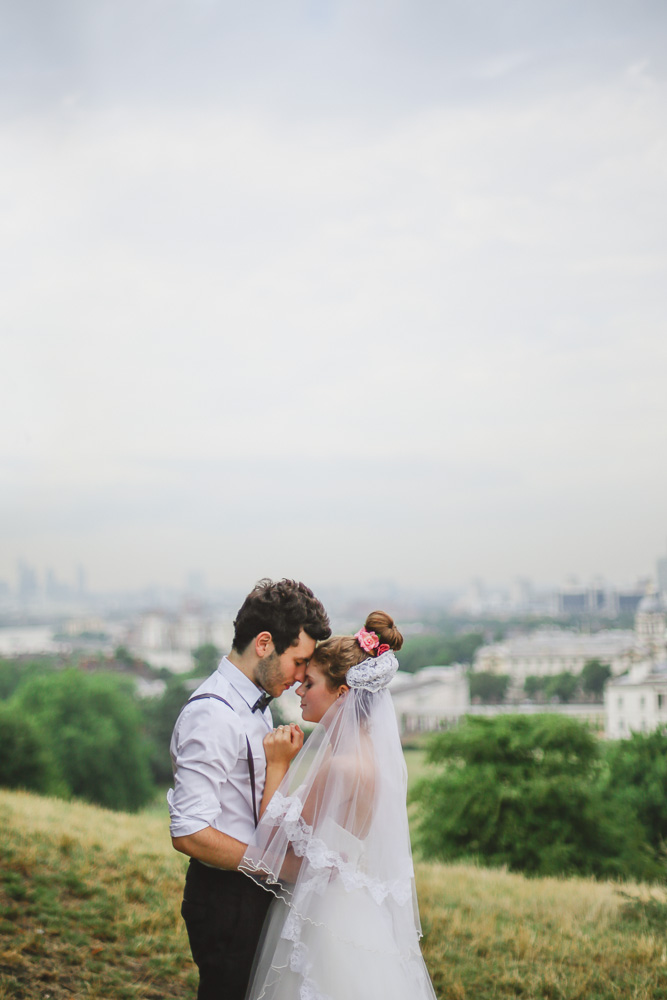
[247,807,435,1000]
[240,652,437,1000]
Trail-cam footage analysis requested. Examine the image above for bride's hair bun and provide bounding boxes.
[311,611,404,691]
[365,611,403,652]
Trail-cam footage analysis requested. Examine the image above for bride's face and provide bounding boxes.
[296,663,343,724]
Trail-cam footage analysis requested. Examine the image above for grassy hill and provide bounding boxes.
[1,788,667,1000]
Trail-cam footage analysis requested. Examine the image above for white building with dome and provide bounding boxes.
[604,591,667,738]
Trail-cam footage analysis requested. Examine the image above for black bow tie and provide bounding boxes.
[252,691,273,713]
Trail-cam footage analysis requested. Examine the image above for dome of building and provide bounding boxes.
[637,592,666,615]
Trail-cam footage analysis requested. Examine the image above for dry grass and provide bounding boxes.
[2,789,667,999]
[416,862,667,999]
[0,789,193,999]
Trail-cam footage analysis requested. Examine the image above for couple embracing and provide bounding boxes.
[168,578,436,1000]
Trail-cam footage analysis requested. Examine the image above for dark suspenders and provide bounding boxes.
[184,693,259,828]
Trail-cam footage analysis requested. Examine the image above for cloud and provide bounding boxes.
[1,1,666,589]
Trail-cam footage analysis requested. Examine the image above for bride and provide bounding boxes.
[239,611,437,1000]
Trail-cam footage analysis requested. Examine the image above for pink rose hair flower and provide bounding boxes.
[354,628,380,653]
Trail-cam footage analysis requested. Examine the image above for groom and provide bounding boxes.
[169,578,331,1000]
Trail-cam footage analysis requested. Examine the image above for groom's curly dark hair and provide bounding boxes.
[232,578,331,654]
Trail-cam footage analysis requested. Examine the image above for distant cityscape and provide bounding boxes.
[1,550,667,742]
[2,550,667,624]
[0,549,665,662]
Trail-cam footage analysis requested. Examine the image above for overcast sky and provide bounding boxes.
[2,0,666,595]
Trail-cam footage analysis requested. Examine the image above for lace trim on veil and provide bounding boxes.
[246,791,413,908]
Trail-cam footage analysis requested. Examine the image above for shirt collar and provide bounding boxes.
[218,655,266,710]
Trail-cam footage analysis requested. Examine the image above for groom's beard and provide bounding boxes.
[256,650,285,698]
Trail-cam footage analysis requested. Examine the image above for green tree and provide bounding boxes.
[143,678,190,784]
[602,729,667,853]
[544,671,579,703]
[468,672,510,703]
[398,633,484,673]
[0,657,58,700]
[524,675,547,699]
[412,714,656,880]
[14,669,155,811]
[0,703,63,795]
[192,643,221,676]
[581,659,612,698]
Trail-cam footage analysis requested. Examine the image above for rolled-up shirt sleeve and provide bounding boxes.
[168,701,242,838]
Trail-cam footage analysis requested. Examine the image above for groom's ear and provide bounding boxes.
[255,632,274,657]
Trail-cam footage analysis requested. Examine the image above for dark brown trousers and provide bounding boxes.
[181,859,272,1000]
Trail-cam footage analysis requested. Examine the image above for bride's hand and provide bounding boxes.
[263,724,304,768]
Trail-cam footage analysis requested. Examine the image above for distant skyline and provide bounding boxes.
[4,550,664,600]
[2,1,667,592]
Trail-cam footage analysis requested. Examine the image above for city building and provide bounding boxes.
[473,628,637,681]
[605,592,667,738]
[126,610,234,673]
[557,583,608,615]
[604,663,667,738]
[389,665,470,735]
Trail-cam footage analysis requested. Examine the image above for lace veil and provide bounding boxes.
[239,650,434,1000]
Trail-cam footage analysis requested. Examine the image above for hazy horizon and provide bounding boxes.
[4,553,662,601]
[2,1,666,593]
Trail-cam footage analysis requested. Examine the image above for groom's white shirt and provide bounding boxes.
[168,656,273,843]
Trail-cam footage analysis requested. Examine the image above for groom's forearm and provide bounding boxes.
[172,826,246,870]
